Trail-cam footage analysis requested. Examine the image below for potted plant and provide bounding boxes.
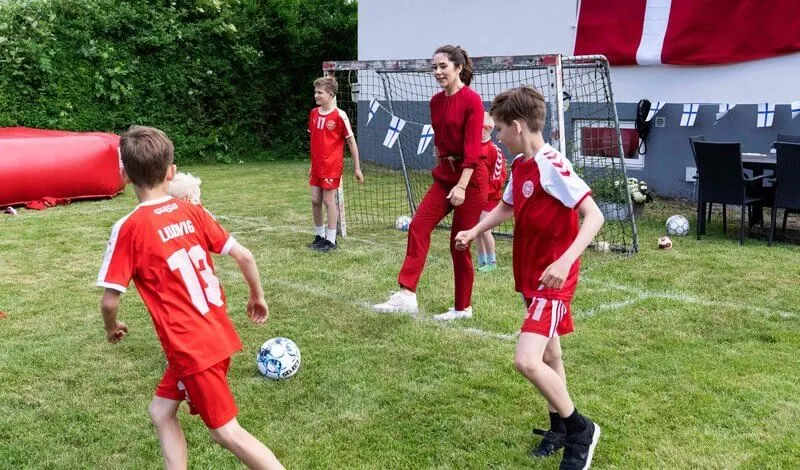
[626,178,653,218]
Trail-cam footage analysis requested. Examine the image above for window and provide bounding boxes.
[573,120,644,168]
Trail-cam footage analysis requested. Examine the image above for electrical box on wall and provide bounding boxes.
[685,167,697,182]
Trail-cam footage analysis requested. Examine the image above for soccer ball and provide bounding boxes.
[395,215,411,231]
[665,215,690,236]
[256,337,301,380]
[657,236,673,250]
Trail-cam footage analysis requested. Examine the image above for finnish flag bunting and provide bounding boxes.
[383,116,406,148]
[757,103,775,128]
[417,125,434,155]
[791,101,800,119]
[715,104,735,121]
[367,97,380,125]
[645,101,664,122]
[680,104,700,127]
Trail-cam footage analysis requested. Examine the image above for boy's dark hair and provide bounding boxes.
[489,86,547,133]
[313,76,338,96]
[119,126,174,188]
[434,45,474,86]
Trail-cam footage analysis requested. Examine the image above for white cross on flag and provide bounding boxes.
[645,102,664,122]
[367,98,380,125]
[791,101,800,120]
[383,116,406,148]
[715,104,735,122]
[417,125,434,155]
[757,103,775,128]
[680,103,700,127]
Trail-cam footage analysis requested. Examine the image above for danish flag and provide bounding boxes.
[575,0,800,66]
[545,152,571,177]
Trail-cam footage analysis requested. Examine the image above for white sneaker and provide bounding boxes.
[433,306,473,321]
[372,291,418,314]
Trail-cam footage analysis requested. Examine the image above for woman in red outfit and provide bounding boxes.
[373,45,488,320]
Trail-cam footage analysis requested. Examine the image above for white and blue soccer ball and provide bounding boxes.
[257,337,301,380]
[395,215,411,231]
[665,215,690,237]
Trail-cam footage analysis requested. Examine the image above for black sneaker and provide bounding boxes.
[315,239,338,253]
[530,428,566,457]
[308,235,325,248]
[559,418,600,470]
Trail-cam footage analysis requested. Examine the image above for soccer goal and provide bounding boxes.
[324,54,639,255]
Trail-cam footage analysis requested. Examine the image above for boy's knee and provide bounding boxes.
[209,422,239,447]
[148,401,175,427]
[543,347,562,366]
[514,354,545,376]
[311,195,322,206]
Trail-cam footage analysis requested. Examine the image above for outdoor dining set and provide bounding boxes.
[689,133,800,245]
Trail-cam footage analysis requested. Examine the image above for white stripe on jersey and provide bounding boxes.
[338,108,354,138]
[96,210,136,293]
[221,236,238,256]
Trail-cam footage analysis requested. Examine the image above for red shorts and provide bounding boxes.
[521,297,575,337]
[483,199,500,212]
[155,358,238,429]
[309,175,341,190]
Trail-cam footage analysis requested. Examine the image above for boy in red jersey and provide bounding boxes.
[455,87,604,470]
[97,126,284,470]
[308,76,364,253]
[475,112,506,273]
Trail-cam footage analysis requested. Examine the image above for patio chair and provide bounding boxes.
[694,141,767,245]
[768,142,800,245]
[688,135,718,227]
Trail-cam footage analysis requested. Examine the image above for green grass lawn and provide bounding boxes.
[1,161,799,469]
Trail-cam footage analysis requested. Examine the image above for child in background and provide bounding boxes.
[307,76,364,253]
[475,112,506,273]
[168,172,202,204]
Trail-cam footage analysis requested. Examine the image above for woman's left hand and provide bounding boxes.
[446,185,466,206]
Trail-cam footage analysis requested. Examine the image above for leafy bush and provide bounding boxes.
[0,0,357,163]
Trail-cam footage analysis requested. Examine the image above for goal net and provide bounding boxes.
[324,54,638,255]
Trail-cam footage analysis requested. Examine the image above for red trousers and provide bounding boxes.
[398,179,488,310]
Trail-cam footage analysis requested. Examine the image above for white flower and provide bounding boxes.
[633,192,647,203]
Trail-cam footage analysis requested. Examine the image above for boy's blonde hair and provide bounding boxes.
[313,76,338,96]
[119,126,174,188]
[489,86,546,133]
[168,172,202,204]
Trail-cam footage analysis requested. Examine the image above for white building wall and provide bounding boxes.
[358,0,800,104]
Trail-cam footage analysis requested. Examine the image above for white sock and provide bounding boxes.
[315,225,325,237]
[326,228,337,244]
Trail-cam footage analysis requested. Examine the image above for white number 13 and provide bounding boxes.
[167,245,222,314]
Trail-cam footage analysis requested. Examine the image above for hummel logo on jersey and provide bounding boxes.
[492,157,504,180]
[545,152,571,177]
[154,202,179,215]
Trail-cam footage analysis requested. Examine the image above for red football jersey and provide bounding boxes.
[482,139,507,203]
[97,196,242,377]
[502,145,592,301]
[308,107,353,179]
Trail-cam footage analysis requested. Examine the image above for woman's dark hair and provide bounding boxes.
[434,45,474,86]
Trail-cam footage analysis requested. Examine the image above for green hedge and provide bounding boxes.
[0,0,357,163]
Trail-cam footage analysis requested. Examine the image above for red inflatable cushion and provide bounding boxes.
[0,127,124,207]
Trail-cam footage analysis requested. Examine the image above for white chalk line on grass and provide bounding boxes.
[220,213,798,333]
[269,278,520,342]
[581,277,797,319]
[217,214,384,247]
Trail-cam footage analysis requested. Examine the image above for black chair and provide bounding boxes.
[694,141,767,245]
[768,143,800,245]
[688,135,719,226]
[777,133,800,144]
